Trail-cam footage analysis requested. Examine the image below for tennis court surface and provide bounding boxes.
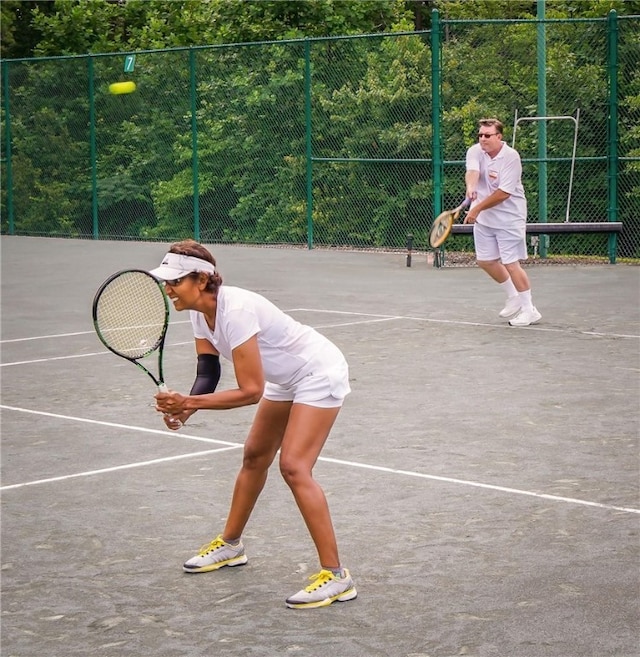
[1,236,639,657]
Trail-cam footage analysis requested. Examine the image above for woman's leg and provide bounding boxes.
[223,398,292,539]
[278,404,342,568]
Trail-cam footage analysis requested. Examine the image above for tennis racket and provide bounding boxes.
[92,269,170,393]
[429,198,471,248]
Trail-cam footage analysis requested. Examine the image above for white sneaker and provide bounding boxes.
[183,535,248,573]
[509,307,542,327]
[499,296,522,319]
[285,569,357,609]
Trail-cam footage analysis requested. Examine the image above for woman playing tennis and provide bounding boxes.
[150,240,356,609]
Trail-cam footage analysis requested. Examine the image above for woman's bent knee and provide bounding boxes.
[242,445,276,471]
[279,458,311,487]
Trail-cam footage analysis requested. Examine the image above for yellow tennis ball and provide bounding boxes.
[109,81,136,95]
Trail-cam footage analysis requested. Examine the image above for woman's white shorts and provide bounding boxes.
[263,345,350,409]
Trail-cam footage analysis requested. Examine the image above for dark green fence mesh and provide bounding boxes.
[2,14,639,264]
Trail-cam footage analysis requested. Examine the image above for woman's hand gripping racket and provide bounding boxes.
[92,269,181,428]
[429,198,471,248]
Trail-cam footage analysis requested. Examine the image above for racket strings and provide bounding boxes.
[95,272,167,358]
[430,211,454,243]
[433,212,453,233]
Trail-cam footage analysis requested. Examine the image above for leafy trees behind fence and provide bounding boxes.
[2,3,639,257]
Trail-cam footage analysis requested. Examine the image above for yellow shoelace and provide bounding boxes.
[197,537,225,556]
[304,570,334,592]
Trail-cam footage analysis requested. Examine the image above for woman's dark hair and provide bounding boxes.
[169,239,223,293]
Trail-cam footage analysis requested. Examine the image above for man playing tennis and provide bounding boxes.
[150,240,356,609]
[464,118,541,327]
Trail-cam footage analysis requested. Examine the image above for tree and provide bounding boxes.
[22,0,413,57]
[0,1,55,60]
[2,1,637,255]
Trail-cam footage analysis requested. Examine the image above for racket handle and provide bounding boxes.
[164,413,183,429]
[157,383,182,428]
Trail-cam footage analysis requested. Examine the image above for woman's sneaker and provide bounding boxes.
[183,535,248,573]
[285,569,357,609]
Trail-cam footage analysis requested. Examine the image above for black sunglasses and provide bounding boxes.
[478,132,499,138]
[163,276,187,287]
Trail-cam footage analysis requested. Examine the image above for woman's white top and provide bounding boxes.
[190,286,347,388]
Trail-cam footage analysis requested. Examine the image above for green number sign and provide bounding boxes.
[124,55,136,73]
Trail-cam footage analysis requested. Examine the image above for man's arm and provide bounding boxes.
[465,169,480,201]
[464,188,511,224]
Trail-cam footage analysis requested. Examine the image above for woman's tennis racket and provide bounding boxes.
[92,269,170,393]
[429,198,471,248]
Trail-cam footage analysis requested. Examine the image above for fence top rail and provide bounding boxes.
[5,11,635,65]
[441,16,610,26]
[0,28,431,65]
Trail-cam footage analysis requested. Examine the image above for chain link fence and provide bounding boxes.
[2,13,639,264]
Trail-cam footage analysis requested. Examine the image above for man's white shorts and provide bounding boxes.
[263,347,351,409]
[473,222,527,264]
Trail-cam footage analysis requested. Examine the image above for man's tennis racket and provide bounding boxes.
[429,198,471,248]
[92,269,170,392]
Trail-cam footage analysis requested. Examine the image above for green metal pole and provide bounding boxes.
[304,39,313,250]
[431,9,442,219]
[607,9,618,264]
[89,56,98,239]
[2,61,15,235]
[537,0,548,258]
[190,48,200,242]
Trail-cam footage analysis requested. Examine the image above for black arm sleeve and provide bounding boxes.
[189,354,221,395]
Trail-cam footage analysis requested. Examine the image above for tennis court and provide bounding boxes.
[1,236,639,657]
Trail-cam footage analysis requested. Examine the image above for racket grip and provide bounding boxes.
[158,383,169,393]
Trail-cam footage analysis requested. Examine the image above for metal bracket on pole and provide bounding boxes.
[512,109,580,224]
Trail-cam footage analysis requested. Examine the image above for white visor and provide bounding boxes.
[148,253,216,280]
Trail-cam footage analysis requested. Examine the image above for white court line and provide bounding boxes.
[0,446,241,491]
[0,330,97,343]
[0,313,389,345]
[0,317,400,368]
[320,456,640,515]
[291,308,640,340]
[3,307,638,345]
[1,404,638,515]
[2,309,637,369]
[0,406,241,447]
[1,351,113,367]
[0,321,191,344]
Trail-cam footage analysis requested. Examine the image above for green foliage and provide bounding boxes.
[12,0,414,57]
[3,0,639,61]
[1,6,638,258]
[434,0,640,19]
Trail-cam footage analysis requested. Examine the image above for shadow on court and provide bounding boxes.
[1,236,639,657]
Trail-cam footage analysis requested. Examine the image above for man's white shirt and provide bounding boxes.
[466,142,527,228]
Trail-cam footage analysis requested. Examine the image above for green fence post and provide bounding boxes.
[2,60,15,235]
[537,0,548,258]
[607,9,619,264]
[304,38,313,250]
[89,55,98,239]
[190,48,200,242]
[431,9,442,219]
